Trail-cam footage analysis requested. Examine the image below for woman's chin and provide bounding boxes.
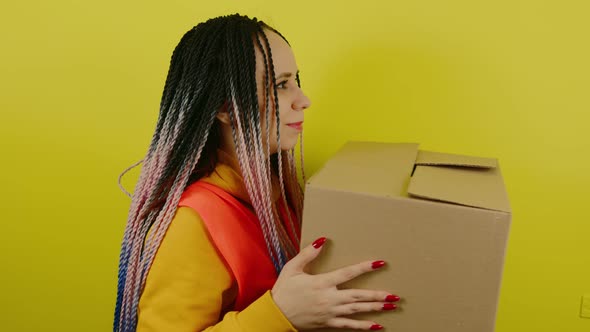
[280,140,298,151]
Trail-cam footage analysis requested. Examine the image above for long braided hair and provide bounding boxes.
[113,14,306,332]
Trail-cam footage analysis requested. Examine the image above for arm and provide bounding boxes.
[137,207,297,332]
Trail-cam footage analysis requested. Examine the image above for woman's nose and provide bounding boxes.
[293,89,311,111]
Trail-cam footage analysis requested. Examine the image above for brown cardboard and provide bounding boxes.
[301,141,511,332]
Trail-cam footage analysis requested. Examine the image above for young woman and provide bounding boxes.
[114,14,400,332]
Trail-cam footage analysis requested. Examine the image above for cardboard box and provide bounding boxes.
[301,141,511,332]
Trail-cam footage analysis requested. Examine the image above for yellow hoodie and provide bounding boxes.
[136,149,297,332]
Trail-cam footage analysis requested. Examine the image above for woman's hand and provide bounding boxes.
[271,237,400,331]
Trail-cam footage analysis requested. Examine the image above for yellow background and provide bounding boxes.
[1,0,588,331]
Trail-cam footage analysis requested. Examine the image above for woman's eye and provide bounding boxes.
[276,80,288,89]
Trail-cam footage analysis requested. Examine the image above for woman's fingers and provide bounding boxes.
[273,237,398,330]
[325,317,384,330]
[331,301,397,316]
[282,236,327,275]
[321,260,386,286]
[336,289,400,305]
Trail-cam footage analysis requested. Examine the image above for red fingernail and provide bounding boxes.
[371,260,386,269]
[382,303,397,310]
[370,324,383,330]
[385,294,400,302]
[312,237,327,249]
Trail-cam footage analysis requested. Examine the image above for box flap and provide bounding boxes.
[416,150,497,168]
[408,164,511,212]
[307,141,419,197]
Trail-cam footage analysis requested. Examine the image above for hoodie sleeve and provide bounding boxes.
[136,206,297,332]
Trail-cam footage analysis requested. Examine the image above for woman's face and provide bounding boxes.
[255,30,311,154]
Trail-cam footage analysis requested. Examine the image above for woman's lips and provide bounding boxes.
[287,121,303,131]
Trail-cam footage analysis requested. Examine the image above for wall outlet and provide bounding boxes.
[581,294,590,319]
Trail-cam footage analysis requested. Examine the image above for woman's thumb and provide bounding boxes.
[284,237,327,273]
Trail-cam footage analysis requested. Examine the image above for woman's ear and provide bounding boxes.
[216,101,231,125]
